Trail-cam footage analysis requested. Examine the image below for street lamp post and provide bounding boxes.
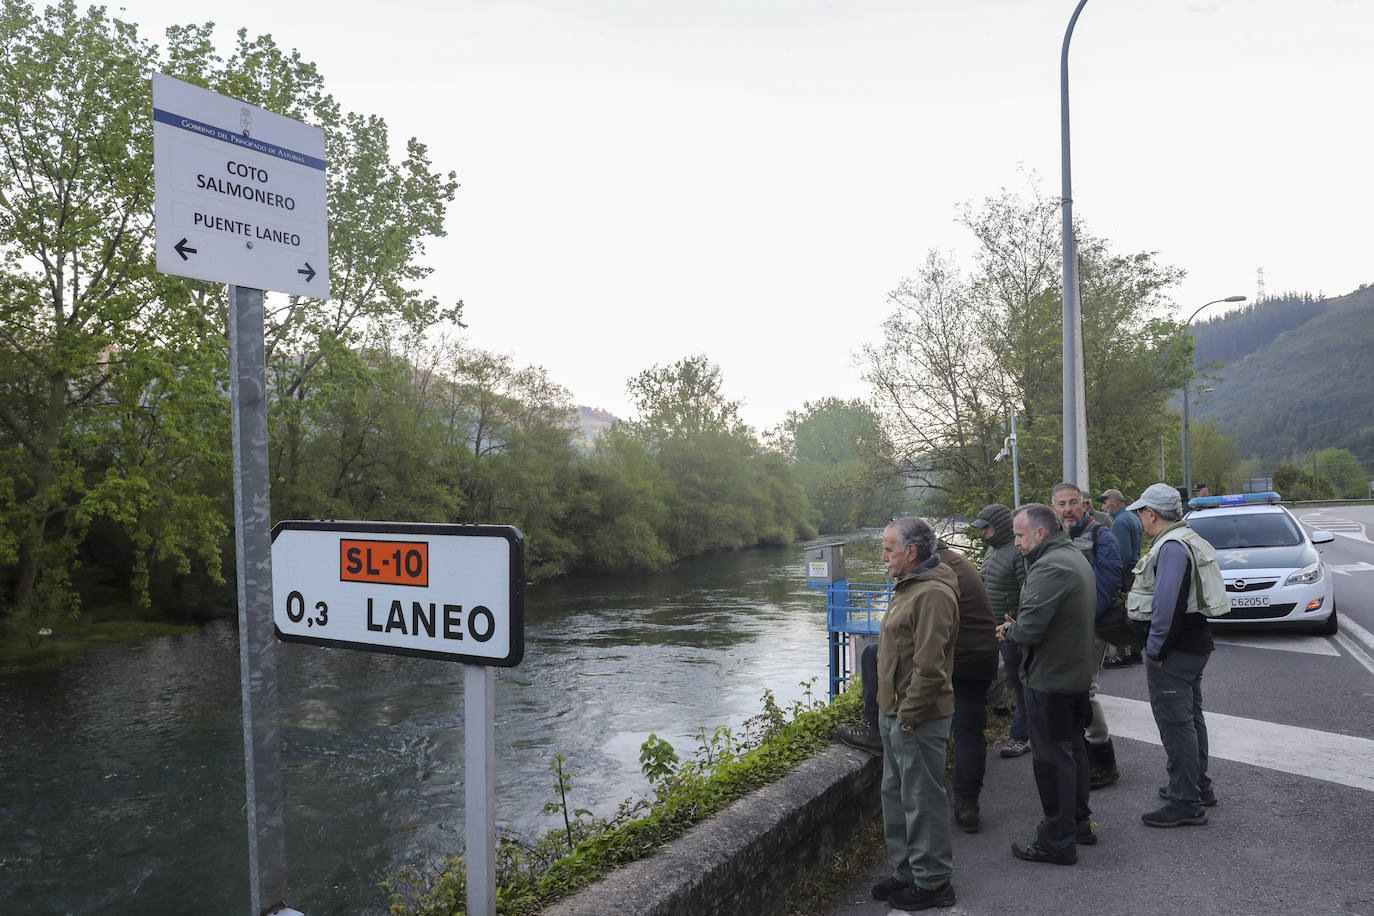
[1181,295,1246,493]
[1061,0,1090,490]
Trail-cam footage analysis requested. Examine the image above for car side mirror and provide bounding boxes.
[1310,530,1335,545]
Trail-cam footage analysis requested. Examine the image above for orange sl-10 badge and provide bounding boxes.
[339,539,429,586]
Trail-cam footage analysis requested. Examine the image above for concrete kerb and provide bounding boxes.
[544,744,882,916]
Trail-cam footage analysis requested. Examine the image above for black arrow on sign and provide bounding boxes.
[298,262,316,283]
[174,238,197,261]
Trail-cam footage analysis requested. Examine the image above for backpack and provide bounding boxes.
[1075,523,1134,645]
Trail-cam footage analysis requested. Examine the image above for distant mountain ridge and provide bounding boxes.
[1191,284,1374,467]
[576,406,618,444]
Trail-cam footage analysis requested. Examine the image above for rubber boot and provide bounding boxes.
[952,793,980,833]
[1088,738,1120,789]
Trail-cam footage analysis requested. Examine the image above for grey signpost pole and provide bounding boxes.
[1060,0,1089,489]
[465,664,497,916]
[230,283,289,915]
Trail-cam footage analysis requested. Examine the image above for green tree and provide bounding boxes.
[1273,463,1335,500]
[1314,447,1367,498]
[0,2,464,626]
[780,398,903,532]
[860,180,1192,516]
[574,427,672,573]
[0,0,216,622]
[624,355,813,558]
[1186,417,1241,496]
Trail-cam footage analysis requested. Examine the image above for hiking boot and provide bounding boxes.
[871,876,909,901]
[836,724,882,754]
[952,794,980,833]
[888,880,957,910]
[1075,820,1097,845]
[1102,652,1137,668]
[999,738,1031,758]
[1159,785,1217,807]
[1011,838,1077,865]
[1087,739,1120,789]
[1141,804,1208,827]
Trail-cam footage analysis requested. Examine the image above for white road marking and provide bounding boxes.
[1334,632,1374,679]
[1330,561,1374,576]
[1341,614,1374,655]
[1098,694,1374,793]
[1334,616,1374,678]
[1212,634,1340,656]
[1297,512,1370,542]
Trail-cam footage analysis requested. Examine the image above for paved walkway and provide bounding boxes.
[827,694,1374,915]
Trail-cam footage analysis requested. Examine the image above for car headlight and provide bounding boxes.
[1286,561,1322,586]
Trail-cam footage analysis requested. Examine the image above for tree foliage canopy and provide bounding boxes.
[860,181,1194,516]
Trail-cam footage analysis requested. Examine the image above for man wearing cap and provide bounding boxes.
[1099,488,1144,667]
[974,504,1030,758]
[1125,483,1218,827]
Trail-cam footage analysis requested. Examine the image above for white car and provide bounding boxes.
[1185,493,1337,635]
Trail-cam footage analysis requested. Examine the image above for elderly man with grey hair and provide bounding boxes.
[868,516,960,911]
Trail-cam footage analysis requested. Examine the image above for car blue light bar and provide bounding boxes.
[1189,491,1282,508]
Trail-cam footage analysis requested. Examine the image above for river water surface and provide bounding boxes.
[1,534,888,915]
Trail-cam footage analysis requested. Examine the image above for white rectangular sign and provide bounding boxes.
[272,521,524,666]
[153,73,330,298]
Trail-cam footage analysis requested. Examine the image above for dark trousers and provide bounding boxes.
[1000,640,1028,740]
[860,644,988,798]
[1147,649,1213,813]
[1023,686,1091,855]
[951,676,989,798]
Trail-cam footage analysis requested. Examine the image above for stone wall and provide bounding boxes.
[544,744,882,916]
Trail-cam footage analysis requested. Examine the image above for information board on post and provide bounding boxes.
[152,72,330,298]
[271,521,525,666]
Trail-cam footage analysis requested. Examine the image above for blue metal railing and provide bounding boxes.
[809,580,892,700]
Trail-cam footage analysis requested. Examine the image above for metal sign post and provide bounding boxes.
[465,665,497,915]
[229,285,289,915]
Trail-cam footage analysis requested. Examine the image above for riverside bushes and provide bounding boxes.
[384,680,861,915]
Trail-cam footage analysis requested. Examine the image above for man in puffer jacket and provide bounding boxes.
[975,503,1029,758]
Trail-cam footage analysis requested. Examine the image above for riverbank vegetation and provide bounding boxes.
[383,680,860,915]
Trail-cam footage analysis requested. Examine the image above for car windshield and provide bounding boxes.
[1188,512,1304,549]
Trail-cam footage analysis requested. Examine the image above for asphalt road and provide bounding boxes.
[830,506,1374,916]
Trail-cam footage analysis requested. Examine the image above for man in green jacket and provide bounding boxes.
[996,503,1098,865]
[870,517,959,911]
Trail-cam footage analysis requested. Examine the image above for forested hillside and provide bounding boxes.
[1191,284,1374,467]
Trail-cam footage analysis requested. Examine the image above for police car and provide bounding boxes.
[1185,492,1337,635]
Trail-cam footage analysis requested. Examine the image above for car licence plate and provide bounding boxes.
[1230,595,1270,608]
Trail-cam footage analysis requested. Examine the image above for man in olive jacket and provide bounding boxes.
[995,503,1097,865]
[871,517,960,911]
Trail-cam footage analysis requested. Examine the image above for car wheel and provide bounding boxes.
[1316,609,1338,636]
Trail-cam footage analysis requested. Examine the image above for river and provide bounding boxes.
[1,533,890,915]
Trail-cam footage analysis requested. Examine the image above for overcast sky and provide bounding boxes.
[113,0,1373,430]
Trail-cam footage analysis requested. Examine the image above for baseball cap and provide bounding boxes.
[1125,483,1183,514]
[1096,488,1125,504]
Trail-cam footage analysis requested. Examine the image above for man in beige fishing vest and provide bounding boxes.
[1125,483,1219,826]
